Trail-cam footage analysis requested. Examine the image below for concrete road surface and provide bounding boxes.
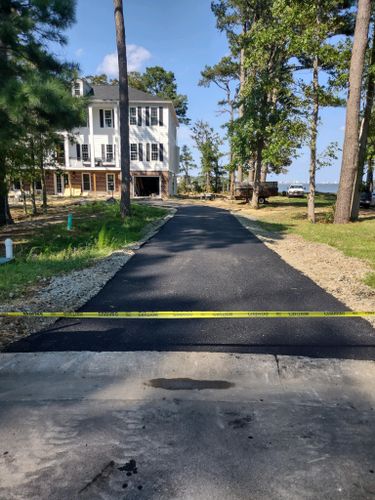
[0,352,375,499]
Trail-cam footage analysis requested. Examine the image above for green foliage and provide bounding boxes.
[0,0,79,224]
[192,121,224,192]
[179,145,196,184]
[85,74,119,85]
[0,202,167,300]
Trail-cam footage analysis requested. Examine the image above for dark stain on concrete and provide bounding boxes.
[146,378,234,391]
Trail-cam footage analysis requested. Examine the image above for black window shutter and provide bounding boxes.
[145,107,150,126]
[99,109,104,128]
[159,143,164,162]
[159,107,163,126]
[76,144,81,160]
[139,143,143,161]
[146,143,150,161]
[137,107,142,126]
[101,144,105,160]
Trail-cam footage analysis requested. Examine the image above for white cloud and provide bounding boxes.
[97,45,151,77]
[75,48,84,58]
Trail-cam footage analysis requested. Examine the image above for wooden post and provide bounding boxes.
[93,173,97,197]
[68,173,72,197]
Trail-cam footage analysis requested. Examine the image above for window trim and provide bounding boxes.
[104,109,113,128]
[151,143,158,161]
[106,173,116,192]
[130,143,138,161]
[130,107,137,125]
[151,107,158,126]
[82,144,89,161]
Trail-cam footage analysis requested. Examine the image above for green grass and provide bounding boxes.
[250,194,375,289]
[0,202,167,301]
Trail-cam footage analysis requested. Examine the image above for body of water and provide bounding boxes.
[277,183,339,194]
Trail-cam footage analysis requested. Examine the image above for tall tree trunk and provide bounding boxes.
[351,26,375,220]
[251,136,263,209]
[248,160,255,182]
[366,158,373,190]
[308,55,319,223]
[237,45,245,184]
[229,170,235,198]
[206,172,210,192]
[0,158,12,225]
[260,165,268,183]
[229,101,235,198]
[334,0,372,224]
[31,181,37,215]
[114,0,131,217]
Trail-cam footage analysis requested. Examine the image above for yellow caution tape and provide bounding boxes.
[0,311,374,319]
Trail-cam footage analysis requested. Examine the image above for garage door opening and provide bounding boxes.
[134,176,160,197]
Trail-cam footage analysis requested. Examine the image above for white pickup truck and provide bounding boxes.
[287,184,305,198]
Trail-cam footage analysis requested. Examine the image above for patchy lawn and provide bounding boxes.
[0,201,167,300]
[244,194,375,289]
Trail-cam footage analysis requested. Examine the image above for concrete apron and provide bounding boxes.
[0,352,374,499]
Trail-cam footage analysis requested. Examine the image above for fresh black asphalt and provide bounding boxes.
[7,205,375,359]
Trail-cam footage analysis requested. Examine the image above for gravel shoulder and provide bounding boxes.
[0,209,175,350]
[235,213,375,328]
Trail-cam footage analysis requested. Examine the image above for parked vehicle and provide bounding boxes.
[360,191,373,208]
[234,181,278,204]
[287,184,305,198]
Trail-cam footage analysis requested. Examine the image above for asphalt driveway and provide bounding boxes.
[7,205,375,359]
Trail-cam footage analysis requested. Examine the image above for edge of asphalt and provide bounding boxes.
[0,351,374,407]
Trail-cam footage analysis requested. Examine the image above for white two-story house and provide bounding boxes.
[47,78,179,198]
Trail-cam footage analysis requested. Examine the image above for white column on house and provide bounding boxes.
[114,104,120,169]
[88,105,95,169]
[64,134,70,168]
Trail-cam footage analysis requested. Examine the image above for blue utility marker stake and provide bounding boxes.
[67,214,73,231]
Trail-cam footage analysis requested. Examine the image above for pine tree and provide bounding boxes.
[114,0,131,217]
[335,0,372,223]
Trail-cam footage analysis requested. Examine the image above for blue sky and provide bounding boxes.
[59,0,346,183]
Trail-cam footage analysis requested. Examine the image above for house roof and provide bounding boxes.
[90,85,172,103]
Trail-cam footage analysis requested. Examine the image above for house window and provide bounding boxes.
[151,107,158,126]
[145,107,150,126]
[159,143,164,162]
[130,107,137,125]
[104,109,113,127]
[101,144,114,162]
[159,107,164,126]
[146,143,150,161]
[130,143,138,160]
[35,180,42,190]
[106,145,114,162]
[107,174,115,192]
[13,180,21,190]
[151,143,158,161]
[82,144,89,161]
[137,107,142,126]
[56,142,65,164]
[82,173,91,191]
[73,82,80,96]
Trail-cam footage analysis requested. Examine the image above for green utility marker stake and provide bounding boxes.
[67,214,73,231]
